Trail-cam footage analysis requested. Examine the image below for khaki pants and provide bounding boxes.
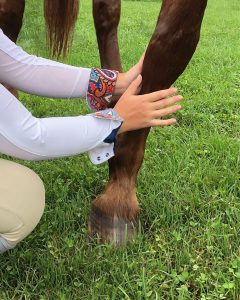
[0,159,45,251]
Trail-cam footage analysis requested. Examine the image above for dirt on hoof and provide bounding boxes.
[88,207,138,246]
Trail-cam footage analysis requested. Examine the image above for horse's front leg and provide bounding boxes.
[89,0,208,245]
[93,0,122,71]
[91,0,139,244]
[0,0,25,97]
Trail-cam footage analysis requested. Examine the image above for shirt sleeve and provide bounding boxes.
[0,29,118,110]
[0,84,123,164]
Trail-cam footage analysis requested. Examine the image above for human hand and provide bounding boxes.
[114,52,145,96]
[114,75,183,134]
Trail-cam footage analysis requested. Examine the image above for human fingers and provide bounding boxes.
[152,95,183,109]
[150,118,177,127]
[153,104,182,118]
[144,87,178,102]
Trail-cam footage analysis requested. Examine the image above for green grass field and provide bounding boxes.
[0,0,240,299]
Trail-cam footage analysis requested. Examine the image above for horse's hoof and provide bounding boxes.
[88,207,138,246]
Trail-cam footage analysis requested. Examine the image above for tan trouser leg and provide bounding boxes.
[0,159,45,249]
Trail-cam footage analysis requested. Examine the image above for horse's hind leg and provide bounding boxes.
[0,0,25,97]
[93,0,122,71]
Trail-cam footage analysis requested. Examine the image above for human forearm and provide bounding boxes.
[0,29,145,110]
[0,84,122,164]
[0,29,91,99]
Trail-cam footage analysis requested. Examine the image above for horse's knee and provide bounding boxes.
[0,160,45,252]
[0,0,25,42]
[93,0,121,34]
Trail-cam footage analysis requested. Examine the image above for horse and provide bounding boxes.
[0,0,208,245]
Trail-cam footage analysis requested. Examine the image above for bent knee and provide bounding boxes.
[0,193,45,248]
[0,203,45,249]
[0,160,45,249]
[94,1,121,33]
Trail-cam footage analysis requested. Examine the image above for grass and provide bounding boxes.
[0,0,240,299]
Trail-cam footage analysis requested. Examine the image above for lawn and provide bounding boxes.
[0,0,239,299]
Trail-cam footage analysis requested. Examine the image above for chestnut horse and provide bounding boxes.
[0,0,208,245]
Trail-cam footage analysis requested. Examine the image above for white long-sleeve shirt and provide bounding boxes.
[0,29,122,164]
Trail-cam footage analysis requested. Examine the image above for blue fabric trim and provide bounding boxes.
[103,123,123,144]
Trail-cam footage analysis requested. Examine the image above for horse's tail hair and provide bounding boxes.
[44,0,79,57]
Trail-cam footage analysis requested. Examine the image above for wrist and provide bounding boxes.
[114,73,128,96]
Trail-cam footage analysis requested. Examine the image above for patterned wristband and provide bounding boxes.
[86,68,118,111]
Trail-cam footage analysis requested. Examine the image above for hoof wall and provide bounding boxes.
[88,208,138,246]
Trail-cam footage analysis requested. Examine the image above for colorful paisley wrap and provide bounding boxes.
[86,68,118,111]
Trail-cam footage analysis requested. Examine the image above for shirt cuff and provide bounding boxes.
[88,109,123,164]
[86,68,119,112]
